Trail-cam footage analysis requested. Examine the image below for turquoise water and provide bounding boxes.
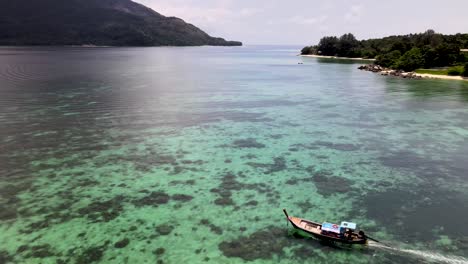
[1,46,468,264]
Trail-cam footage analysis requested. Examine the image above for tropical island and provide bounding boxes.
[301,30,468,79]
[0,0,242,47]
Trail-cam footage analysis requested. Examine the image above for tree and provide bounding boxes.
[375,50,401,68]
[425,29,436,35]
[462,63,468,77]
[301,46,311,55]
[434,44,460,66]
[420,45,437,68]
[317,36,339,56]
[396,48,425,71]
[299,31,468,68]
[337,33,360,57]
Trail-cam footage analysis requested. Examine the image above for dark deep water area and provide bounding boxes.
[1,46,468,263]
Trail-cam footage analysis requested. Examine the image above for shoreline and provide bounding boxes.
[300,54,376,61]
[413,73,468,81]
[359,64,468,82]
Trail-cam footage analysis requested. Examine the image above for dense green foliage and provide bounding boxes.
[447,66,464,76]
[395,48,425,72]
[415,66,464,76]
[375,50,401,68]
[302,30,468,72]
[463,63,468,77]
[414,69,449,76]
[0,0,242,46]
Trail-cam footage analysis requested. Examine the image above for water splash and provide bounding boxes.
[368,241,468,264]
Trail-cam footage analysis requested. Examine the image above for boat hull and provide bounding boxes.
[283,210,367,245]
[288,218,367,244]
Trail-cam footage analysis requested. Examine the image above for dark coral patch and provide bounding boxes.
[0,250,13,263]
[172,194,194,202]
[210,173,242,206]
[156,224,174,235]
[0,182,32,200]
[199,219,223,235]
[0,182,33,221]
[21,201,82,233]
[172,164,202,175]
[114,238,130,249]
[295,200,315,214]
[119,153,177,172]
[246,157,286,174]
[180,160,205,165]
[244,200,258,206]
[169,179,196,186]
[77,178,99,187]
[289,143,320,150]
[270,134,284,139]
[210,172,276,207]
[218,227,292,261]
[154,247,165,256]
[241,154,257,159]
[312,172,353,197]
[285,178,299,185]
[76,245,106,264]
[0,205,17,220]
[26,244,55,258]
[232,139,266,149]
[214,197,235,206]
[132,192,170,207]
[313,141,361,151]
[78,195,125,222]
[16,245,29,254]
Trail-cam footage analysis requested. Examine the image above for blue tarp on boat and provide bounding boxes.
[340,221,357,230]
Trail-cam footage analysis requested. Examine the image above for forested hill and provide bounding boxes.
[302,30,468,71]
[0,0,242,46]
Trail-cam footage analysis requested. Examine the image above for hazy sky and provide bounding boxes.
[135,0,468,45]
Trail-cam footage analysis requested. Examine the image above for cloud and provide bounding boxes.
[289,15,328,25]
[289,16,317,25]
[132,0,468,45]
[137,0,233,24]
[239,8,261,17]
[344,5,364,22]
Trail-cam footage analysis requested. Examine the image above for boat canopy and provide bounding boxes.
[340,222,357,230]
[321,222,341,234]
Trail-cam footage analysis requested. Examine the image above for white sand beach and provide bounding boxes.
[415,73,468,81]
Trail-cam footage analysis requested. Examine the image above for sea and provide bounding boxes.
[1,45,468,263]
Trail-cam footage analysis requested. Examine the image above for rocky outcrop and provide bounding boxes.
[358,64,422,79]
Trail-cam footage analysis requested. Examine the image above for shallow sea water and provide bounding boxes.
[1,46,468,264]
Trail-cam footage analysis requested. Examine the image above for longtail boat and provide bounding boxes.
[283,209,369,245]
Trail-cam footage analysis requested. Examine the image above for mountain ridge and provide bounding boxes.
[0,0,242,46]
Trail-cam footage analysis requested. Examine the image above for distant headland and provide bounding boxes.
[301,30,468,79]
[0,0,242,47]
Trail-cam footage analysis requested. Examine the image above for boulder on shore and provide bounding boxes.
[358,64,422,79]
